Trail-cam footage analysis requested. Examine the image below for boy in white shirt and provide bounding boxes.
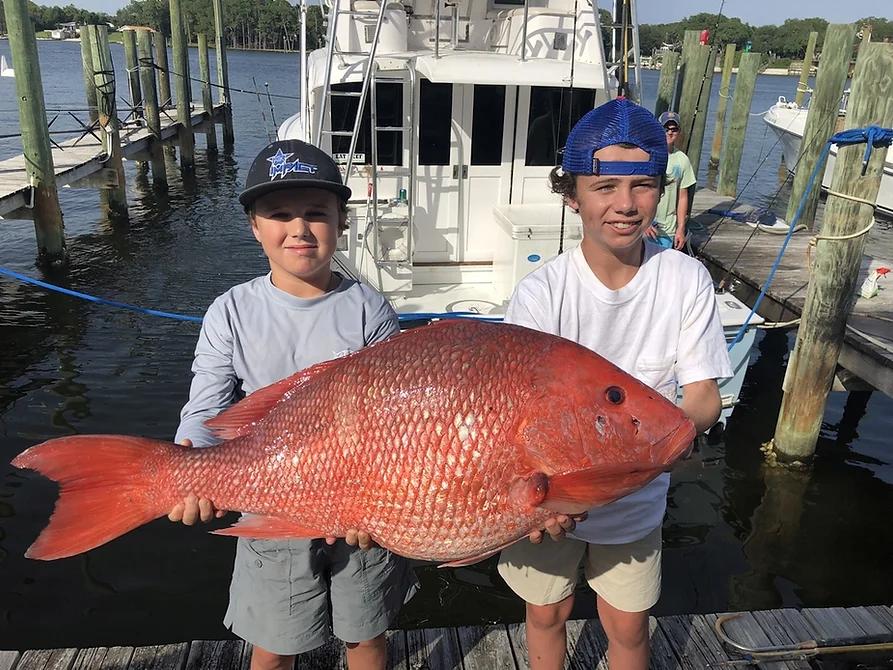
[497,98,732,670]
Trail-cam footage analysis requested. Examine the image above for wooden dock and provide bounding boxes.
[2,606,892,669]
[690,187,893,397]
[0,104,221,220]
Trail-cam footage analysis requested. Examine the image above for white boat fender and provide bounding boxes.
[859,266,890,299]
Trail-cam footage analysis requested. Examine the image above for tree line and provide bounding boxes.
[2,1,891,58]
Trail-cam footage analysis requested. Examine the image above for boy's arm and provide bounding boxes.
[364,292,401,345]
[674,187,690,249]
[679,378,721,433]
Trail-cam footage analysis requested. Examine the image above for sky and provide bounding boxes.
[66,0,888,26]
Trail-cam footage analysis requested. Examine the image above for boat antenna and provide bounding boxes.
[558,0,581,254]
[615,0,630,98]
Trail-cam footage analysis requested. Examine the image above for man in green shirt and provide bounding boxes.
[647,111,697,250]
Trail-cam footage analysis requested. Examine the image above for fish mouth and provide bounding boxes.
[651,419,697,465]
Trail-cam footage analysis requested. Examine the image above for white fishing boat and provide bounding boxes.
[279,0,760,426]
[0,54,13,77]
[763,98,893,218]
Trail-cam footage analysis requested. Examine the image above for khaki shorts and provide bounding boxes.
[497,526,662,613]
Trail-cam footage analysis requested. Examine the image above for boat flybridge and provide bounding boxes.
[277,0,760,427]
[278,0,644,316]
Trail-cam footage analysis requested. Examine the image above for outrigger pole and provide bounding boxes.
[714,613,893,663]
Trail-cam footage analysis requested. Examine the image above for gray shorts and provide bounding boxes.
[223,538,418,656]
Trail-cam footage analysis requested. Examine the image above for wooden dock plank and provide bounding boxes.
[294,637,345,669]
[750,610,812,668]
[128,643,189,670]
[802,606,870,641]
[71,646,134,669]
[14,648,78,670]
[656,615,719,669]
[707,612,802,669]
[864,605,893,631]
[406,627,463,670]
[0,651,20,670]
[565,618,608,670]
[456,625,516,670]
[648,617,681,670]
[845,606,893,637]
[184,640,244,670]
[506,623,529,669]
[385,630,410,670]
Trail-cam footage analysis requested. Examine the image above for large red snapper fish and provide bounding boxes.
[12,320,695,565]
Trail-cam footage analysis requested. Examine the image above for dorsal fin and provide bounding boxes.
[205,358,343,439]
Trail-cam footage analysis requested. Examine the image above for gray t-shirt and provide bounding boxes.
[176,272,399,447]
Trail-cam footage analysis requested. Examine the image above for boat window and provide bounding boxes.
[330,82,403,166]
[470,85,505,166]
[525,87,596,166]
[418,80,452,166]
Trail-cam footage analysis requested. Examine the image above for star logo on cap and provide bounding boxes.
[267,148,318,180]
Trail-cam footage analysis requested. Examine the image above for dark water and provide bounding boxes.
[1,42,892,650]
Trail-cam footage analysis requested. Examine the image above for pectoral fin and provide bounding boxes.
[543,463,665,514]
[211,514,328,540]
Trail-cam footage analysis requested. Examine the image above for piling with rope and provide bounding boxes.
[2,0,67,262]
[122,28,143,124]
[772,42,893,463]
[784,24,856,232]
[794,31,818,108]
[680,38,715,178]
[169,0,195,170]
[212,0,235,148]
[136,28,168,187]
[79,28,99,124]
[717,51,760,197]
[87,24,128,218]
[154,33,172,111]
[709,43,736,166]
[197,34,218,153]
[653,51,678,119]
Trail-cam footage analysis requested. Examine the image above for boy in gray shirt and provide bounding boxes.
[169,139,417,670]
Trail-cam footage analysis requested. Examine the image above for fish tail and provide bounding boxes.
[12,435,179,560]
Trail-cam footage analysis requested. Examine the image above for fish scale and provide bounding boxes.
[12,319,696,563]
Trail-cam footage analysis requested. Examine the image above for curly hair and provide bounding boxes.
[548,165,666,211]
[246,197,350,234]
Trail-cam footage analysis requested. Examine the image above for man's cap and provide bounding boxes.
[562,98,668,177]
[239,139,352,208]
[658,111,681,128]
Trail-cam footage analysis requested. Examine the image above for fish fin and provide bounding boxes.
[211,514,327,540]
[205,359,343,439]
[543,463,666,514]
[11,435,176,560]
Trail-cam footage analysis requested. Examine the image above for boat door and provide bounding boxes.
[413,81,515,263]
[510,86,600,204]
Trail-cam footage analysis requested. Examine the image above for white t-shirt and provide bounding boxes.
[505,241,733,544]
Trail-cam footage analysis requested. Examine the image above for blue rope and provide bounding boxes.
[0,266,204,323]
[0,266,502,324]
[725,126,893,351]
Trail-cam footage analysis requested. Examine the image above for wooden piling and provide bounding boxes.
[772,42,893,462]
[2,0,67,262]
[709,43,736,166]
[717,52,760,197]
[653,51,679,119]
[197,34,218,153]
[79,27,98,124]
[122,29,143,122]
[794,31,818,107]
[137,29,168,187]
[212,0,235,147]
[169,0,195,170]
[679,43,715,178]
[784,24,856,230]
[87,24,128,218]
[154,33,172,111]
[672,30,701,113]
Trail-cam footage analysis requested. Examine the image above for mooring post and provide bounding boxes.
[717,51,760,197]
[653,51,679,119]
[79,27,99,124]
[2,0,67,262]
[88,24,128,218]
[772,42,893,463]
[137,28,168,187]
[785,24,856,230]
[212,0,234,147]
[122,28,143,124]
[680,42,715,178]
[169,0,195,170]
[197,33,218,153]
[154,33,172,111]
[672,30,700,113]
[710,43,736,166]
[794,31,819,108]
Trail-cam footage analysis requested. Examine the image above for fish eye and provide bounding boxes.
[605,386,625,405]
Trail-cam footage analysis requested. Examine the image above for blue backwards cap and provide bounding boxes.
[561,98,668,177]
